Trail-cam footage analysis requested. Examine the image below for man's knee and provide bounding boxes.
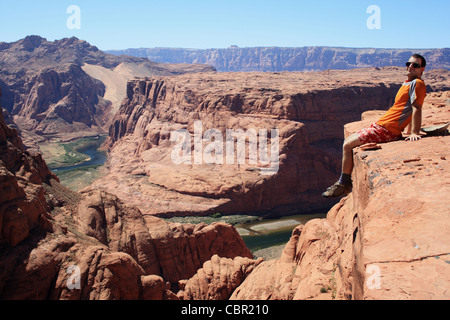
[343,135,362,152]
[343,141,353,153]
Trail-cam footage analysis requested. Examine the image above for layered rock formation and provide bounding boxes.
[107,46,450,72]
[0,36,215,146]
[94,67,450,218]
[0,94,254,299]
[0,88,58,246]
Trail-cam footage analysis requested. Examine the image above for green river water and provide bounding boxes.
[49,138,327,256]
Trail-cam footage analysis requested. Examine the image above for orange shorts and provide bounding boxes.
[357,123,401,144]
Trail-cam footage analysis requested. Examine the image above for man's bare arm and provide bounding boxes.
[403,122,411,135]
[405,102,422,141]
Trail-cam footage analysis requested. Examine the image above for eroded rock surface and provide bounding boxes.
[0,101,253,299]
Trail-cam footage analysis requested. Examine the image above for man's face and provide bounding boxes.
[406,56,424,81]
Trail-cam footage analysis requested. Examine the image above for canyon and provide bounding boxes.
[0,105,253,298]
[1,37,449,300]
[94,67,450,219]
[1,80,448,299]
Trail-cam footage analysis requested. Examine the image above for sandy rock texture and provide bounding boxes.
[0,102,58,247]
[177,254,263,300]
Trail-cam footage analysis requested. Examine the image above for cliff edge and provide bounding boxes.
[231,95,450,300]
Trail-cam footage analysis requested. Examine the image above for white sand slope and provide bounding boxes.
[82,62,158,115]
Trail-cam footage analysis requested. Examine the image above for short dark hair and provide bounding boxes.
[412,54,426,68]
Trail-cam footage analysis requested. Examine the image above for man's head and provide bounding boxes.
[406,54,426,81]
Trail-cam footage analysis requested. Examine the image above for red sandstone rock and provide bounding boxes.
[76,187,253,286]
[142,216,253,284]
[50,244,145,300]
[141,275,170,300]
[0,105,58,246]
[0,101,253,299]
[0,36,215,144]
[232,91,450,300]
[177,254,263,300]
[1,182,252,299]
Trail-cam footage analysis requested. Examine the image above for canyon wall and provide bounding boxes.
[107,46,450,72]
[95,67,450,218]
[0,95,253,299]
[0,87,59,247]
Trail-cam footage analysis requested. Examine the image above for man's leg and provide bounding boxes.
[323,123,396,198]
[342,132,364,175]
[323,133,363,198]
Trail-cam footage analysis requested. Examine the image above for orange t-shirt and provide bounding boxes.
[376,79,427,135]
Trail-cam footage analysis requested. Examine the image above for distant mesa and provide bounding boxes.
[106,46,450,72]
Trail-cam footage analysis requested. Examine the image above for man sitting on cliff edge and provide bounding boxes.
[322,54,427,198]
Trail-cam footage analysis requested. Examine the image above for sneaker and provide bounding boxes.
[322,181,352,198]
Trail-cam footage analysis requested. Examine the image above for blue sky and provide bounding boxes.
[0,0,449,50]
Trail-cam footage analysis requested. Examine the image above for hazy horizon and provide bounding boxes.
[5,34,448,52]
[106,44,449,51]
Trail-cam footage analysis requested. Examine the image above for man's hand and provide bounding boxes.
[405,133,422,141]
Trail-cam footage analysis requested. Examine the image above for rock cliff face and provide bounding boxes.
[95,67,450,218]
[230,93,450,300]
[107,46,450,72]
[0,92,253,299]
[0,92,58,246]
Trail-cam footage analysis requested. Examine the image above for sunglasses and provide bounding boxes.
[406,62,422,69]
